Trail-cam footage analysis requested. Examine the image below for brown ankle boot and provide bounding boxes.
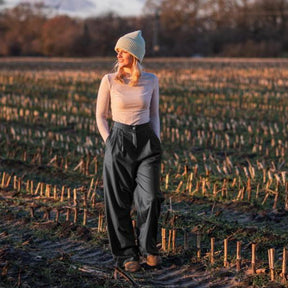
[146,254,162,266]
[124,260,141,272]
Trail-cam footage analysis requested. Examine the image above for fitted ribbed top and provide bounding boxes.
[96,71,160,142]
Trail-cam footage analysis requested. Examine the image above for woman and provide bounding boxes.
[96,30,163,272]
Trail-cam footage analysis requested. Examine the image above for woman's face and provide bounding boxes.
[117,49,133,69]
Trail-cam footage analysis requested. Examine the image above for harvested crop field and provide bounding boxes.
[1,57,288,288]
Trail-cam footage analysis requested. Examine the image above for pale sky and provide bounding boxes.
[2,0,145,17]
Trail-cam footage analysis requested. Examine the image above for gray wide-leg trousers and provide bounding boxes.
[103,122,163,266]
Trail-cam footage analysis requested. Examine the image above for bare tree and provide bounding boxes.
[1,0,288,57]
[143,0,163,14]
[42,15,85,56]
[0,4,45,56]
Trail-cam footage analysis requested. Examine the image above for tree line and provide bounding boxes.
[0,0,288,58]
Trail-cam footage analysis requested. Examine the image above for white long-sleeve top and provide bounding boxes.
[96,71,160,142]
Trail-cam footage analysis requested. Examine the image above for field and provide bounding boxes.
[1,57,288,288]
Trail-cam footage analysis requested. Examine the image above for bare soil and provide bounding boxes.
[1,185,287,288]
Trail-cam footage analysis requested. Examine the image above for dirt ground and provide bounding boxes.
[1,183,288,288]
[1,58,288,287]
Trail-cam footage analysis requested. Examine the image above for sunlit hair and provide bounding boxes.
[114,53,142,86]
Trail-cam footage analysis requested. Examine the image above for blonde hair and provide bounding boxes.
[114,56,142,86]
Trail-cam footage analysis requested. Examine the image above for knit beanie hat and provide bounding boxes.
[115,30,146,62]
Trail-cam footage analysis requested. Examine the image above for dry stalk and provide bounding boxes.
[45,184,51,198]
[60,186,65,202]
[268,248,275,281]
[165,173,169,190]
[251,243,256,274]
[83,208,88,226]
[53,185,58,200]
[285,183,288,211]
[236,241,241,272]
[172,229,176,252]
[246,178,251,202]
[210,237,215,265]
[73,188,77,206]
[34,182,41,195]
[55,208,60,222]
[98,214,104,232]
[224,238,228,267]
[73,207,78,223]
[161,228,166,251]
[67,188,71,200]
[176,180,183,193]
[282,247,287,284]
[66,207,70,221]
[197,232,201,260]
[13,175,17,190]
[40,183,44,196]
[87,178,94,199]
[168,229,172,252]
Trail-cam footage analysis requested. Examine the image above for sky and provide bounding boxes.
[1,0,146,17]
